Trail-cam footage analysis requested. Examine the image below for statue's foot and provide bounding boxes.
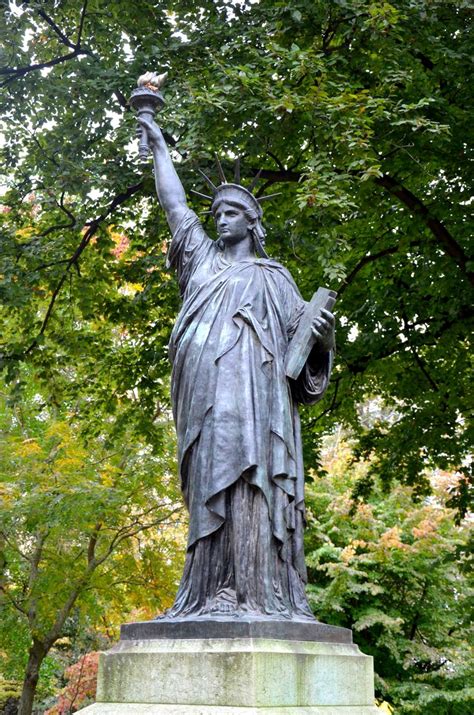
[208,587,237,615]
[211,601,234,614]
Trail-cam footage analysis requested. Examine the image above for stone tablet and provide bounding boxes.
[285,287,337,380]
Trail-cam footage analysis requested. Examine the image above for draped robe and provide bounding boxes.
[165,210,332,619]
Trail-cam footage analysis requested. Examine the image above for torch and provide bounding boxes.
[129,72,167,163]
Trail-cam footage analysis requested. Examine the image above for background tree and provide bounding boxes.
[0,381,185,714]
[305,433,473,714]
[44,652,99,714]
[1,0,471,510]
[0,1,472,712]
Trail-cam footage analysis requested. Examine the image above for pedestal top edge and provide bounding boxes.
[105,638,364,658]
[120,618,353,644]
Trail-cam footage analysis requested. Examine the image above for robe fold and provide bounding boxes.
[165,209,332,619]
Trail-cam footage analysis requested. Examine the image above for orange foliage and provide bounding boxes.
[412,515,441,540]
[45,652,99,714]
[110,231,130,259]
[378,526,405,550]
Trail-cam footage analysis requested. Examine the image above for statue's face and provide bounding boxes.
[215,202,252,245]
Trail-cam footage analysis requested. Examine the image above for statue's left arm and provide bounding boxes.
[292,335,334,406]
[283,275,335,405]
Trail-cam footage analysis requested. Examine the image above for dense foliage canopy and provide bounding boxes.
[0,1,472,713]
[1,0,472,509]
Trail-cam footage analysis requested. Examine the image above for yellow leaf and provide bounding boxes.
[55,456,85,472]
[46,422,72,441]
[15,226,35,240]
[16,439,43,457]
[100,466,119,487]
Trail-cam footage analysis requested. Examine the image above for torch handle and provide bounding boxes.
[129,86,164,165]
[137,109,155,162]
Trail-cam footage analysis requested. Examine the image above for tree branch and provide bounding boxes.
[20,182,142,356]
[1,0,91,87]
[27,530,49,626]
[265,150,286,173]
[410,344,439,392]
[30,134,61,170]
[249,167,301,183]
[0,586,28,616]
[97,507,183,567]
[346,342,403,375]
[306,375,342,427]
[28,531,48,591]
[408,580,429,640]
[0,530,30,562]
[401,310,440,392]
[412,50,434,71]
[43,506,181,647]
[66,649,86,712]
[35,8,76,50]
[58,191,76,225]
[375,174,473,285]
[338,246,398,296]
[246,166,471,284]
[76,0,89,46]
[87,523,102,565]
[0,48,87,86]
[34,192,76,239]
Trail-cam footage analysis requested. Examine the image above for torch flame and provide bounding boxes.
[137,72,168,92]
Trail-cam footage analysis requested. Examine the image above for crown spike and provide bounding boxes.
[234,157,241,184]
[257,192,282,202]
[248,168,263,193]
[215,154,228,184]
[197,168,218,192]
[191,189,213,201]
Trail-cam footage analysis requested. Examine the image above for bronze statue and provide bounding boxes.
[137,97,335,622]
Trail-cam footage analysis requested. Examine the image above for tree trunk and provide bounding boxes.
[18,639,47,715]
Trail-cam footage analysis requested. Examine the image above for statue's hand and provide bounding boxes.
[311,308,335,352]
[137,117,163,149]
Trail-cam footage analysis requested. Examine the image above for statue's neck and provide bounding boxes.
[222,234,255,263]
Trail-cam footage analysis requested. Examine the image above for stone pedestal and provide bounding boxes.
[79,619,378,714]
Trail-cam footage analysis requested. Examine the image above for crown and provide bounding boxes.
[191,157,281,215]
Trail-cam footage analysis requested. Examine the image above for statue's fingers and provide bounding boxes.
[321,308,335,324]
[137,116,152,129]
[314,316,329,333]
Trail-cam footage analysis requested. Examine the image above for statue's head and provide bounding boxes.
[192,160,280,258]
[211,184,268,257]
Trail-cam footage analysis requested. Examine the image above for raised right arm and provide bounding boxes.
[138,117,188,235]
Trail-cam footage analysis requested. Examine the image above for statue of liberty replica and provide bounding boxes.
[81,74,378,715]
[139,117,336,622]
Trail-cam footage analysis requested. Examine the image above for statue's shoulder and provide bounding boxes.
[258,257,285,271]
[259,259,298,287]
[173,208,205,235]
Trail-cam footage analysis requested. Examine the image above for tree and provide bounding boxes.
[1,0,471,513]
[0,1,472,711]
[0,380,185,714]
[305,433,473,713]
